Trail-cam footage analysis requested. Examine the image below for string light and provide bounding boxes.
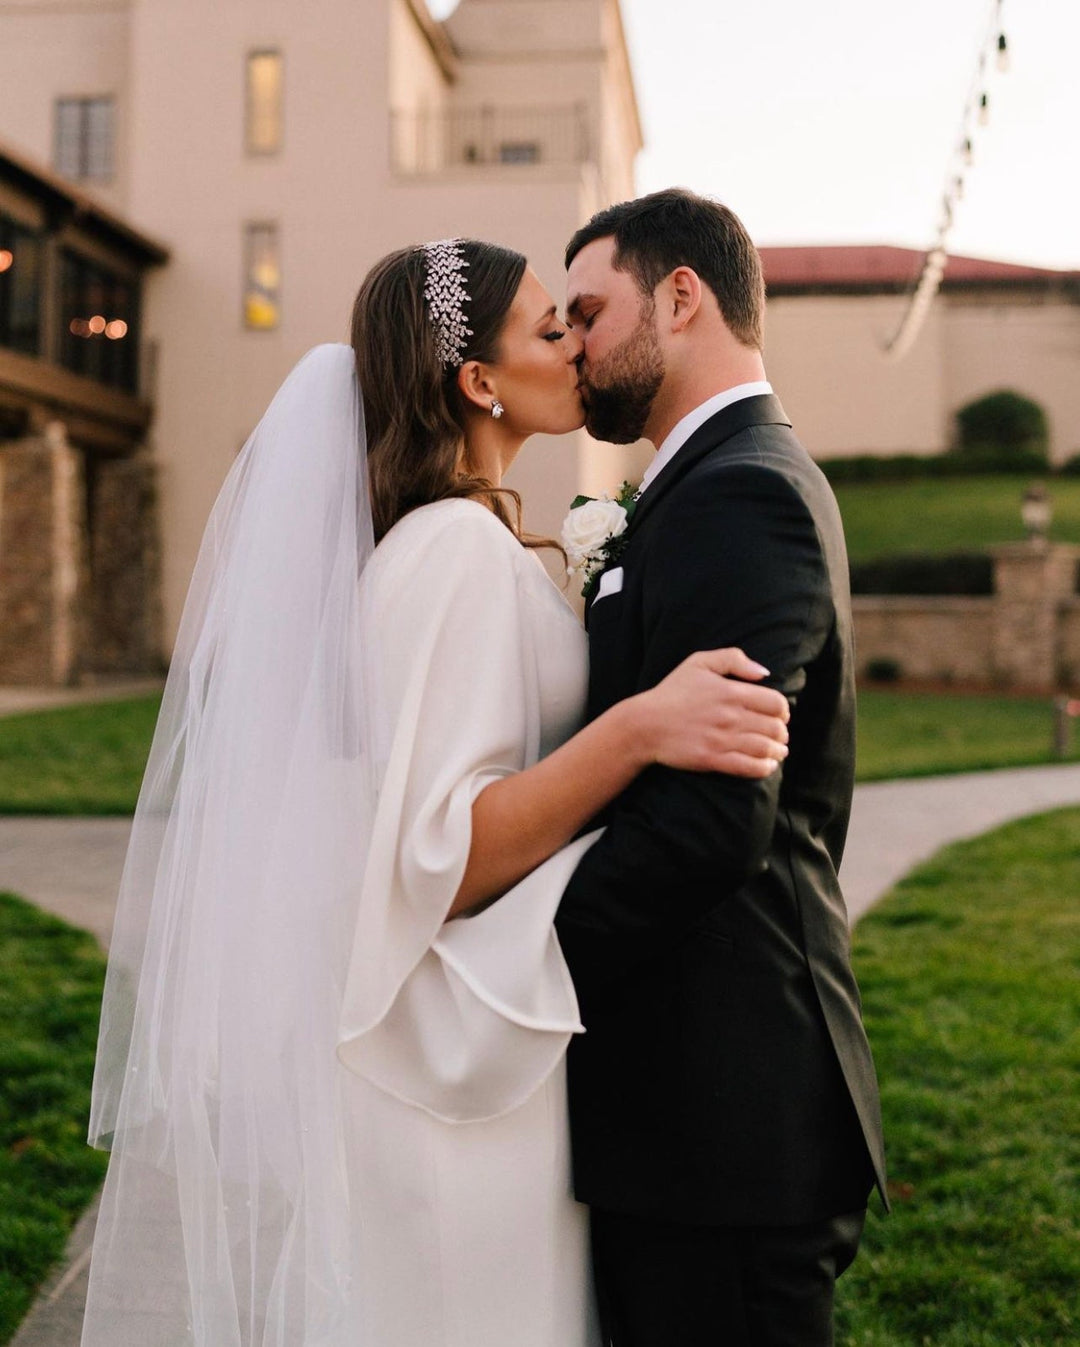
[997,32,1009,72]
[884,0,1009,360]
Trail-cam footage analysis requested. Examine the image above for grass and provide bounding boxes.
[0,892,108,1344]
[833,474,1080,565]
[836,807,1080,1345]
[0,696,162,815]
[856,688,1080,782]
[0,688,1076,816]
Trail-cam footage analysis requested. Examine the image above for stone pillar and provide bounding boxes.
[991,541,1080,690]
[86,454,163,674]
[0,425,87,685]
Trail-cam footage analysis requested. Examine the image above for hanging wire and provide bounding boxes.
[884,0,1008,360]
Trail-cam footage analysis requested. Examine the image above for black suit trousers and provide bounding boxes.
[590,1205,866,1347]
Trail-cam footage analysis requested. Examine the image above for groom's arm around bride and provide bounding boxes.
[555,189,887,1347]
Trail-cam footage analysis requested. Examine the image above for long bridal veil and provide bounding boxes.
[83,344,376,1345]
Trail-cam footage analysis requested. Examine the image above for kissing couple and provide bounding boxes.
[82,188,886,1347]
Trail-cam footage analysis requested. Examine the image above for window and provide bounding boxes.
[246,51,284,154]
[54,97,115,181]
[243,223,280,329]
[59,250,139,392]
[499,142,541,165]
[0,213,43,357]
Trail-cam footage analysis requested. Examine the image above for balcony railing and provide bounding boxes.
[391,103,592,175]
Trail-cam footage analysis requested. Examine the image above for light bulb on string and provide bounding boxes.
[978,92,990,126]
[953,176,964,201]
[997,33,1009,73]
[963,137,974,165]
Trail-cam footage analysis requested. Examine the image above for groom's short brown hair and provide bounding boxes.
[565,188,765,350]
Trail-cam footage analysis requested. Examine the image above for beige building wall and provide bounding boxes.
[765,288,1080,463]
[764,294,947,457]
[0,0,132,211]
[943,298,1080,463]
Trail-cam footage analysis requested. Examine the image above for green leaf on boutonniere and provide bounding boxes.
[569,494,593,510]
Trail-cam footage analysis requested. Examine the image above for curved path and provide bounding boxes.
[5,760,1080,1347]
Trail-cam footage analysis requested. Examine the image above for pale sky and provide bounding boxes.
[432,0,1078,271]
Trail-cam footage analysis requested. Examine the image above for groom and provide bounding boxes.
[555,189,887,1346]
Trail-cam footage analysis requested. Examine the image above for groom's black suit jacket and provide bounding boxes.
[555,394,887,1227]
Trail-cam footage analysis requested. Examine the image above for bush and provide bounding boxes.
[1059,452,1080,477]
[954,389,1049,463]
[849,551,994,596]
[864,657,902,682]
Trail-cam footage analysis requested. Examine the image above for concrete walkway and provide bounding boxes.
[0,678,164,720]
[5,760,1080,1347]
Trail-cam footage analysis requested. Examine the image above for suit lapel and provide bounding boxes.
[629,394,792,534]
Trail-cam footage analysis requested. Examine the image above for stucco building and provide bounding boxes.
[760,245,1080,464]
[0,0,643,678]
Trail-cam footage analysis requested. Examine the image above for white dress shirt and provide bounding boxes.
[637,381,773,497]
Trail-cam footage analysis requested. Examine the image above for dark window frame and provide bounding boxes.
[0,211,44,358]
[54,96,116,182]
[58,246,141,393]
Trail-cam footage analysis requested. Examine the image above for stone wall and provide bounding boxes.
[0,430,86,684]
[0,427,162,685]
[852,597,995,683]
[852,542,1080,691]
[87,455,163,675]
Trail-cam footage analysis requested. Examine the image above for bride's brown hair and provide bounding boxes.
[352,240,540,544]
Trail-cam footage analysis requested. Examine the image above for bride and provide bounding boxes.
[80,239,789,1346]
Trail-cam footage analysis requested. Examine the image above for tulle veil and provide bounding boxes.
[82,343,377,1345]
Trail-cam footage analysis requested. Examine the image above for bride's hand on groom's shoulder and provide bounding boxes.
[636,649,791,779]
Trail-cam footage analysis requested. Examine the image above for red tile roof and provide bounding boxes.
[759,245,1078,291]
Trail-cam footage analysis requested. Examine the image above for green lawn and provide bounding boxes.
[837,807,1080,1345]
[0,893,108,1344]
[834,474,1080,565]
[0,696,162,815]
[856,689,1080,781]
[0,688,1075,816]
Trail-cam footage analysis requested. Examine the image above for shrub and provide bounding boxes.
[864,657,902,682]
[849,552,994,596]
[954,389,1049,463]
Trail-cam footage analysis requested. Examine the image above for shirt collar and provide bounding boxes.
[637,381,773,496]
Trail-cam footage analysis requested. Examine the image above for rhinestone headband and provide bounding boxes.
[421,238,474,368]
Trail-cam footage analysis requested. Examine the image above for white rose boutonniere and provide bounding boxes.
[560,480,639,600]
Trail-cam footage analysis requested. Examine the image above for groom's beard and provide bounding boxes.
[580,306,664,445]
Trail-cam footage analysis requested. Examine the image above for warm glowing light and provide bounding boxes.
[69,318,90,337]
[978,92,990,126]
[245,294,279,330]
[0,250,12,273]
[88,314,107,334]
[996,33,1009,73]
[105,319,128,339]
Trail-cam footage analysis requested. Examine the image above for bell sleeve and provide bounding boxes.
[336,501,596,1122]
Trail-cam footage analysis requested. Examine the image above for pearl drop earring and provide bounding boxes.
[491,400,504,420]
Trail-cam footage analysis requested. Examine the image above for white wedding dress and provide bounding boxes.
[335,497,602,1346]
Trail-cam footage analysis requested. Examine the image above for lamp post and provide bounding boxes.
[1020,484,1052,542]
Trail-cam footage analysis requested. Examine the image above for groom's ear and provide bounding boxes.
[665,266,703,333]
[456,359,497,413]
